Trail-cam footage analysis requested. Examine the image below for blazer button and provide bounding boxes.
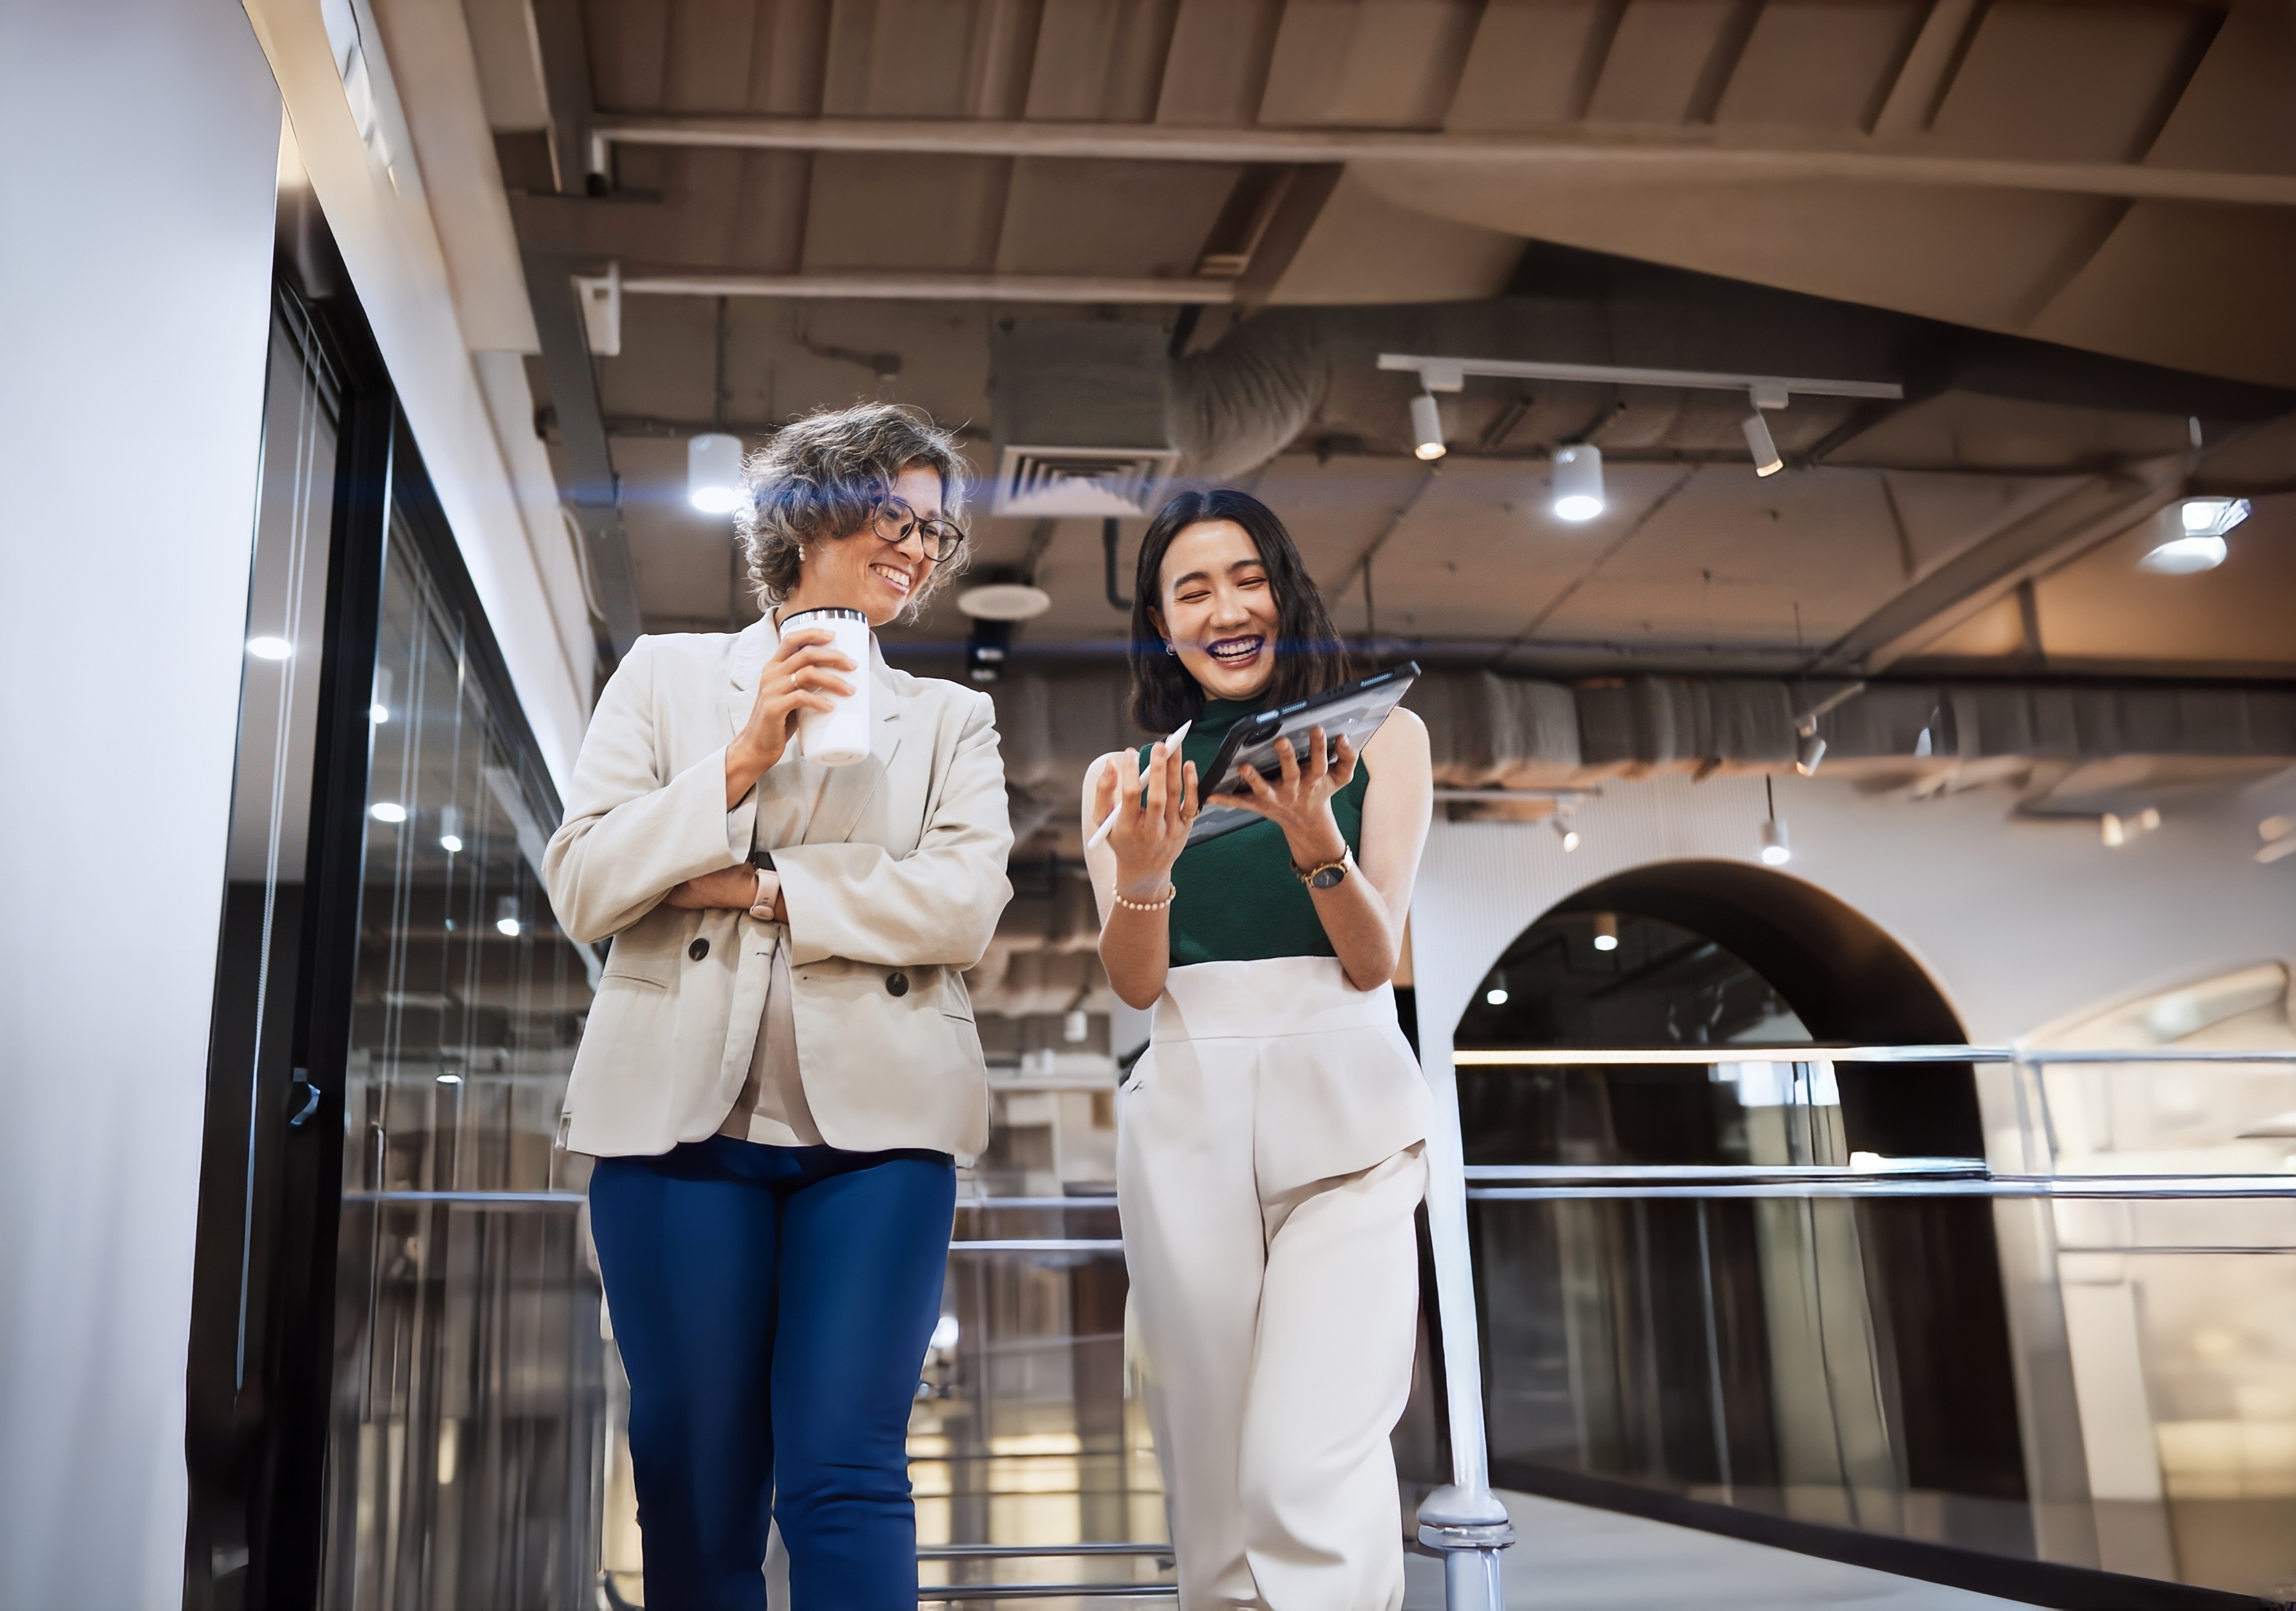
[886,971,909,997]
[688,938,710,962]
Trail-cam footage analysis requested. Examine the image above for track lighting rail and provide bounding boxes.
[1376,354,1902,403]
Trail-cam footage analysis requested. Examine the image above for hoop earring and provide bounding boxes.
[1163,642,1177,656]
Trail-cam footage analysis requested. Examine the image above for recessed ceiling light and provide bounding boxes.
[956,582,1053,621]
[370,802,408,823]
[247,636,293,660]
[1485,987,1510,1006]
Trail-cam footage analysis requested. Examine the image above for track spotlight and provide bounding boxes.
[2140,497,2248,574]
[1759,820,1792,865]
[1551,814,1581,853]
[1795,729,1826,776]
[438,804,464,854]
[1742,410,1783,477]
[1552,444,1604,521]
[687,432,744,513]
[496,895,522,937]
[1593,912,1620,952]
[1410,392,1447,461]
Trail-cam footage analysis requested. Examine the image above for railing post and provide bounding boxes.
[1417,1042,1515,1608]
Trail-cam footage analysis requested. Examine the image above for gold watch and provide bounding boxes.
[1293,851,1351,890]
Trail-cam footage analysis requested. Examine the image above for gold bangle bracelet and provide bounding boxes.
[1112,886,1176,913]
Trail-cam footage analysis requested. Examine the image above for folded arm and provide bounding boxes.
[543,640,759,945]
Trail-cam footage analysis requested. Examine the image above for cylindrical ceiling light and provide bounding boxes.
[1795,729,1827,776]
[1759,819,1792,865]
[1742,410,1783,477]
[1552,445,1604,521]
[688,432,744,513]
[1759,774,1792,863]
[1410,392,1447,461]
[1592,912,1620,952]
[2139,497,2249,574]
[1551,814,1581,853]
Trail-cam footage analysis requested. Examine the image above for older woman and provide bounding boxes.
[544,404,1012,1610]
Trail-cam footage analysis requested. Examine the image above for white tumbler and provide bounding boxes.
[783,606,873,766]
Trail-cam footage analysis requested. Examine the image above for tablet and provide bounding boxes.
[1188,662,1420,846]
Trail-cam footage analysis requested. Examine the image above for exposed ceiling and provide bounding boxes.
[401,0,2296,687]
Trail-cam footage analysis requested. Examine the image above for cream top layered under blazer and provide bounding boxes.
[544,618,1015,1159]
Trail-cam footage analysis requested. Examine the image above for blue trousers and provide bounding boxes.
[589,1136,955,1611]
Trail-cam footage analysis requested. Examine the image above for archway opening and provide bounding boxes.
[1449,859,2029,1562]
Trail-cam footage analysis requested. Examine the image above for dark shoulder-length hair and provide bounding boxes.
[1128,488,1352,733]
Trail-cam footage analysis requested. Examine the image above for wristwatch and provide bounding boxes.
[748,851,781,921]
[1294,851,1351,890]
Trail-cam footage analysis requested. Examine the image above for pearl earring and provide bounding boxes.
[798,544,807,563]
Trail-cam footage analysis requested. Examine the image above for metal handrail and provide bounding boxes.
[919,1590,1175,1603]
[920,1544,1170,1558]
[1409,1038,2296,1609]
[947,1239,1125,1253]
[1455,1044,2295,1066]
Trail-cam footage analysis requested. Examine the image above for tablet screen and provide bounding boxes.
[1188,663,1419,846]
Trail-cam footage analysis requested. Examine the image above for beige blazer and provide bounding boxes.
[543,619,1014,1159]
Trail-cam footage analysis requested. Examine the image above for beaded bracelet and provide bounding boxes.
[1112,886,1177,913]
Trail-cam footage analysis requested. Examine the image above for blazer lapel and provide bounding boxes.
[724,616,777,744]
[806,652,902,845]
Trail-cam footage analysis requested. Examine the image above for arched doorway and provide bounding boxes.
[1452,861,2029,1557]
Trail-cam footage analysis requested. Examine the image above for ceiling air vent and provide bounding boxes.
[994,446,1178,517]
[990,322,1175,517]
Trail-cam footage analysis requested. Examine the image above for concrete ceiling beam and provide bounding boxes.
[585,116,2296,210]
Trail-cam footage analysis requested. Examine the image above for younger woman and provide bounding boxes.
[1084,488,1434,1610]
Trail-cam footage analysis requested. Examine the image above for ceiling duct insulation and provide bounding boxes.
[1163,244,2293,478]
[1575,679,1798,772]
[990,322,1177,517]
[979,669,2296,819]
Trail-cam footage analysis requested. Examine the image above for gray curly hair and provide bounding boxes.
[736,402,971,622]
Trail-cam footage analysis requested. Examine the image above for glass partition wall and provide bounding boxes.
[186,220,604,1607]
[320,507,600,1610]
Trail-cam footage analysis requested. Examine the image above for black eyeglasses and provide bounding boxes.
[873,498,966,563]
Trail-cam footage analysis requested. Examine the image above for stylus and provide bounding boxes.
[1086,720,1191,850]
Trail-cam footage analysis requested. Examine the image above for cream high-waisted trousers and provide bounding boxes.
[1119,957,1433,1611]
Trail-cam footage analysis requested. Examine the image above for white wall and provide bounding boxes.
[0,6,283,1605]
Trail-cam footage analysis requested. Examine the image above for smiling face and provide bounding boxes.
[780,462,946,628]
[1148,519,1283,703]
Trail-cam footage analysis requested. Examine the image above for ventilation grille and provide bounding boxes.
[994,445,1177,518]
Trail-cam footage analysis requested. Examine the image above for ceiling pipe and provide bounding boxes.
[621,271,1234,304]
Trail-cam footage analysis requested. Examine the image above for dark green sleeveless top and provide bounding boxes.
[1138,698,1371,966]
